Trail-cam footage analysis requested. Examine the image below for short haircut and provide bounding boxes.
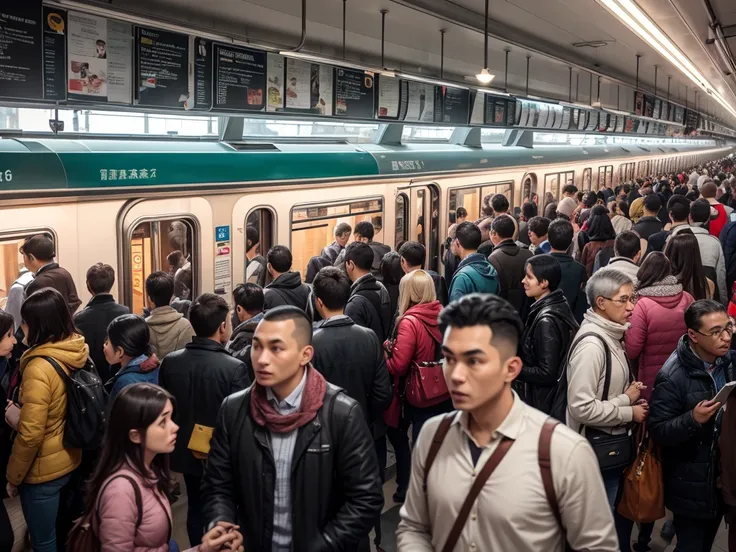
[189,293,229,337]
[643,194,662,213]
[334,222,352,237]
[439,293,523,358]
[456,207,468,219]
[232,283,264,314]
[344,241,374,271]
[614,231,641,260]
[20,234,55,262]
[491,194,509,214]
[86,263,115,294]
[527,216,551,238]
[399,241,426,268]
[700,181,717,199]
[622,184,631,194]
[454,222,482,250]
[261,305,313,346]
[525,255,562,291]
[690,199,711,224]
[667,195,690,223]
[562,184,578,195]
[354,221,375,241]
[491,214,516,240]
[246,226,260,249]
[267,245,292,273]
[146,271,174,308]
[586,269,633,307]
[522,202,537,220]
[547,219,574,251]
[684,299,727,331]
[313,266,351,310]
[21,288,76,347]
[584,191,598,208]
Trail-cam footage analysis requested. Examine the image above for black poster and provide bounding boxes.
[439,87,469,124]
[0,0,43,100]
[484,96,495,125]
[137,26,189,108]
[193,37,212,110]
[645,96,654,118]
[507,100,517,126]
[42,7,66,101]
[334,67,374,119]
[213,44,266,111]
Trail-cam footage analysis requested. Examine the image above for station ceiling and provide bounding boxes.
[70,0,736,126]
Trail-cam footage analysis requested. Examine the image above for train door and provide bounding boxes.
[118,198,213,315]
[397,183,440,272]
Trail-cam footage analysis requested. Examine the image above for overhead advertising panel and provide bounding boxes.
[469,91,484,125]
[404,81,435,122]
[507,100,516,126]
[435,86,469,125]
[377,75,400,119]
[43,7,66,101]
[265,53,284,112]
[136,26,189,108]
[0,0,43,100]
[634,92,644,116]
[284,58,333,115]
[213,44,266,112]
[193,37,212,110]
[334,68,374,119]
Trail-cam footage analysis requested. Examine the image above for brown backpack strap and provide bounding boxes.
[539,418,563,528]
[440,436,515,552]
[423,413,455,493]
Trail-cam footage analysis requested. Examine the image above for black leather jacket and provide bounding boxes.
[201,384,384,552]
[517,290,579,414]
[649,336,736,519]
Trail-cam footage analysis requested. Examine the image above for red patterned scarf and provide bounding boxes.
[250,364,327,433]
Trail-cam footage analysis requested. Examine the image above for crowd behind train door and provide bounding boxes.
[2,155,736,551]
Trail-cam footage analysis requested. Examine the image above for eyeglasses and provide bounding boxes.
[694,325,734,339]
[601,295,638,305]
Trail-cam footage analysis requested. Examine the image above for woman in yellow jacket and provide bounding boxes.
[5,288,88,552]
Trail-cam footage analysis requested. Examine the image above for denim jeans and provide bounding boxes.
[19,473,72,552]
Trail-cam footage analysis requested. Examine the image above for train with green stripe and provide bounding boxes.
[0,136,730,314]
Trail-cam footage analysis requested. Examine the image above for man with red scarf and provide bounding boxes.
[201,305,383,552]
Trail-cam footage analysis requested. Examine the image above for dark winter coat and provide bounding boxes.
[306,256,332,284]
[263,272,312,314]
[549,253,588,322]
[649,336,736,519]
[517,290,578,414]
[489,239,533,315]
[345,274,392,341]
[201,384,383,552]
[226,312,263,364]
[25,262,82,314]
[73,294,130,383]
[632,216,664,240]
[158,338,251,477]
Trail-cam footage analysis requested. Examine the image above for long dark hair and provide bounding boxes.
[85,383,174,513]
[587,205,617,241]
[21,288,76,347]
[635,252,672,291]
[0,311,14,341]
[665,232,709,300]
[106,314,153,358]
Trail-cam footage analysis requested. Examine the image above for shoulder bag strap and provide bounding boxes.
[40,356,67,382]
[95,474,144,529]
[150,485,173,543]
[599,337,613,401]
[422,413,455,493]
[440,436,515,552]
[538,418,563,528]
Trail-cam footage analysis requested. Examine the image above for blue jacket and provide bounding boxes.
[109,354,160,399]
[448,253,499,302]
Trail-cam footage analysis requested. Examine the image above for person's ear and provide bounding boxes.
[595,296,607,311]
[504,355,523,384]
[300,344,314,367]
[129,429,142,444]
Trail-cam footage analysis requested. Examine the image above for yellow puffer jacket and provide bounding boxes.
[6,335,89,485]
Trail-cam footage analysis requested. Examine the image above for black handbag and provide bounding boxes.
[578,334,635,472]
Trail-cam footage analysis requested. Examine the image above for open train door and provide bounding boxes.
[395,182,441,272]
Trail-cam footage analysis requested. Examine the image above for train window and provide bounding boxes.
[542,171,573,210]
[395,193,409,247]
[245,207,275,285]
[449,188,480,224]
[128,218,197,316]
[582,168,592,192]
[291,197,384,280]
[598,165,613,190]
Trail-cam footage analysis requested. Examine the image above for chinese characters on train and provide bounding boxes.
[99,168,158,181]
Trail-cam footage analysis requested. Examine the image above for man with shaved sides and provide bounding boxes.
[201,305,383,552]
[397,294,618,551]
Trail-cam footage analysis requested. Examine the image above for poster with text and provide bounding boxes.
[68,12,132,103]
[377,75,400,118]
[137,26,189,108]
[43,7,66,101]
[439,87,469,124]
[192,37,212,110]
[266,54,285,112]
[334,67,374,119]
[0,0,43,100]
[285,58,332,114]
[213,44,266,112]
[403,81,435,122]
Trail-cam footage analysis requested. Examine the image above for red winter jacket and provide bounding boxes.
[625,285,694,401]
[383,301,442,427]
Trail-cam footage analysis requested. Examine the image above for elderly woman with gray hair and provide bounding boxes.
[566,269,649,517]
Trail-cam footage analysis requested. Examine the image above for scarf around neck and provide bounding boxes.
[250,364,327,434]
[637,275,682,297]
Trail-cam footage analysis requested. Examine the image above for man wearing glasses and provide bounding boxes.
[649,300,736,552]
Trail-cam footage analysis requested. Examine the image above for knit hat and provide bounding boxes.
[556,197,577,217]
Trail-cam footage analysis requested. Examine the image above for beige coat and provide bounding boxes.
[146,306,195,359]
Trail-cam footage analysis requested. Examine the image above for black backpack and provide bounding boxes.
[43,356,109,450]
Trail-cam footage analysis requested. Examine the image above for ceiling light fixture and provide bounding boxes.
[476,0,495,84]
[597,0,736,120]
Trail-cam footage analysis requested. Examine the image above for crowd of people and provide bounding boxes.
[0,156,736,551]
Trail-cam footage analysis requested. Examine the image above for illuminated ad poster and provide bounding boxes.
[43,6,67,101]
[136,26,189,108]
[68,12,132,103]
[213,44,266,112]
[403,81,435,122]
[192,37,212,110]
[334,67,374,119]
[266,53,284,112]
[285,58,333,115]
[377,75,400,118]
[0,0,43,100]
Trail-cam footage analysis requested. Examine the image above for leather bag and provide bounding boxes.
[404,317,450,408]
[617,427,665,522]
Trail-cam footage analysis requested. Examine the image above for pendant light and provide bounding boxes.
[476,0,495,84]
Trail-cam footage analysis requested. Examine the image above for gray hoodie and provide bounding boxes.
[146,306,196,359]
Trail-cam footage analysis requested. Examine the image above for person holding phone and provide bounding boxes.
[649,299,736,552]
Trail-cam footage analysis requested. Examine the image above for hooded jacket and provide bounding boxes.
[264,272,312,314]
[632,215,664,240]
[624,278,694,401]
[345,273,392,341]
[448,253,499,302]
[246,255,267,288]
[383,301,443,428]
[611,215,633,235]
[7,335,88,485]
[518,290,579,415]
[649,337,736,519]
[549,252,588,322]
[489,240,533,315]
[670,224,728,305]
[108,354,160,400]
[25,262,82,315]
[226,312,264,363]
[598,257,640,285]
[566,311,634,435]
[146,306,195,359]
